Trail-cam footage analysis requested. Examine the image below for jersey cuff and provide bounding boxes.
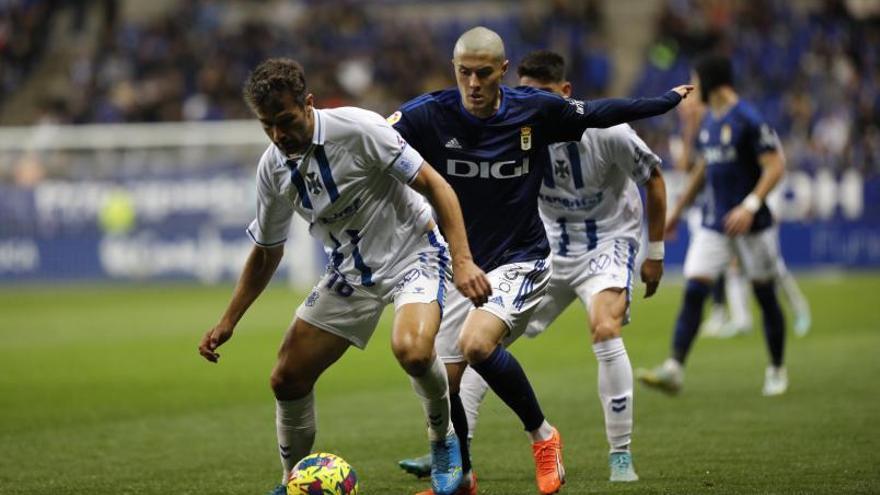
[246,227,286,247]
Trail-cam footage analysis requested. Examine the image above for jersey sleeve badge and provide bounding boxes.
[386,111,402,125]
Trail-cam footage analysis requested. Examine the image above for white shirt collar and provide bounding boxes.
[311,107,325,146]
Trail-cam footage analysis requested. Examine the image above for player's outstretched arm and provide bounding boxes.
[579,85,694,129]
[409,162,491,306]
[665,159,706,239]
[724,149,785,236]
[642,167,667,298]
[198,244,284,363]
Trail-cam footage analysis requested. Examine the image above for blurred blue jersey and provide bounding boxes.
[393,85,681,271]
[695,100,780,233]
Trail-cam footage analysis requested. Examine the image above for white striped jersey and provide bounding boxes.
[247,106,432,286]
[539,124,660,256]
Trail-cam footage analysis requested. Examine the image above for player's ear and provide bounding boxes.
[562,82,572,98]
[304,93,315,108]
[500,59,509,75]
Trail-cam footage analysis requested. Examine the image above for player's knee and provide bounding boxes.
[269,368,313,400]
[459,334,495,365]
[591,319,621,343]
[392,344,432,376]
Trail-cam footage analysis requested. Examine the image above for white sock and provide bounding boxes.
[409,354,453,441]
[593,338,633,452]
[276,392,316,483]
[726,267,752,328]
[459,366,490,439]
[528,420,555,443]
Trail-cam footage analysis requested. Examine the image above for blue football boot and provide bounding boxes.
[609,451,639,482]
[430,432,463,495]
[399,453,432,478]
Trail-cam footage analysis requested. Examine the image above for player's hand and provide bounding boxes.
[671,85,695,99]
[724,206,754,236]
[453,259,491,307]
[641,259,664,298]
[664,214,680,240]
[198,322,234,363]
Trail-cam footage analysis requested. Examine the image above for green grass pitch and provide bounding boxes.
[1,274,878,494]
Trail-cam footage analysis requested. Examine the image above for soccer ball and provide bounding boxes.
[287,452,359,495]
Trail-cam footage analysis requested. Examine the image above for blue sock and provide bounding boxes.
[753,282,786,367]
[470,346,545,432]
[672,279,711,364]
[449,393,472,473]
[712,274,726,305]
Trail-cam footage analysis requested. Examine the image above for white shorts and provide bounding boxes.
[525,239,638,338]
[683,226,779,282]
[435,257,551,363]
[295,226,451,349]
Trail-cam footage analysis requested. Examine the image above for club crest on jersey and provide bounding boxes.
[520,126,532,150]
[305,171,323,195]
[721,124,732,145]
[554,160,569,179]
[386,111,402,125]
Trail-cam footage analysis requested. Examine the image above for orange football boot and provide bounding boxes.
[532,427,565,494]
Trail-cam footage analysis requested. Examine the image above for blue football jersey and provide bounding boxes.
[392,85,681,271]
[695,100,780,233]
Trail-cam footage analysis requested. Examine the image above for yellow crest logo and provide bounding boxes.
[386,111,402,125]
[520,126,532,151]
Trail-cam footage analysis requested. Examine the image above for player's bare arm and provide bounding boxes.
[642,166,667,298]
[665,158,706,239]
[408,161,492,306]
[724,149,785,236]
[198,244,284,363]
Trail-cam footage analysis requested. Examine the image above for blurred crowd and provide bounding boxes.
[631,0,880,176]
[1,0,877,178]
[7,0,609,125]
[0,0,58,106]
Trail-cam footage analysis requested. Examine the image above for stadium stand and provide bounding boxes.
[630,0,879,176]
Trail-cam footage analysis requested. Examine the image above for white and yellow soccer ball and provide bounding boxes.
[287,452,359,495]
